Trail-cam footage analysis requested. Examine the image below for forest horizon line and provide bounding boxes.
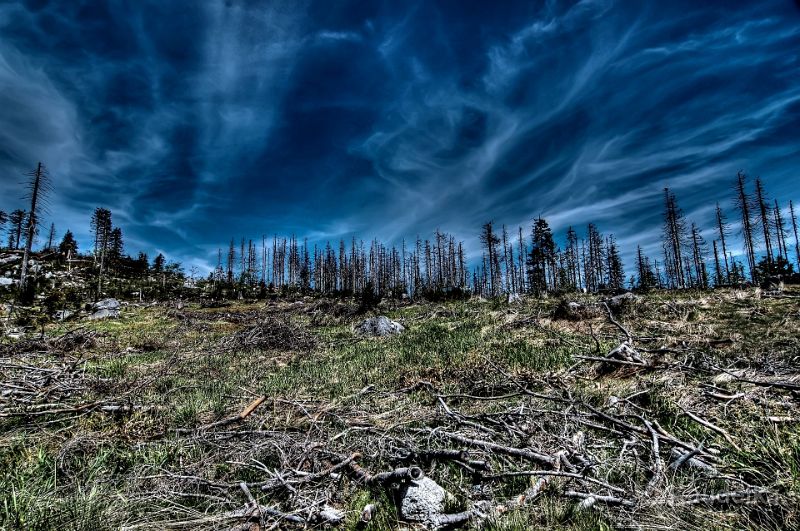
[2,164,798,299]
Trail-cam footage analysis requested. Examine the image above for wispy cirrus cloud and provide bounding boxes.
[0,0,798,273]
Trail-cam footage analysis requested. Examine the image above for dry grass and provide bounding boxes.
[1,288,799,530]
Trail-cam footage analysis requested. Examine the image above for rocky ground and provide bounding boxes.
[1,288,799,530]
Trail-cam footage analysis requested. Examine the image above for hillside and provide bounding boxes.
[2,286,799,530]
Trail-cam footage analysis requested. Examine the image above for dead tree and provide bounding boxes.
[480,222,501,297]
[8,209,26,250]
[734,172,757,280]
[690,223,708,289]
[566,226,580,291]
[0,210,6,248]
[790,200,800,270]
[226,239,235,285]
[662,188,688,288]
[754,177,773,266]
[502,225,515,294]
[90,208,113,297]
[20,162,50,290]
[45,223,56,251]
[517,226,527,293]
[585,224,605,291]
[773,200,788,260]
[712,240,723,287]
[715,204,731,284]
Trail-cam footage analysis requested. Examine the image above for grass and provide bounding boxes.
[1,288,799,529]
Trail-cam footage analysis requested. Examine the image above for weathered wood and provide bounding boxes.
[423,428,555,466]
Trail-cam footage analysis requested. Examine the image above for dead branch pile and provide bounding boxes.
[0,345,177,422]
[305,299,358,326]
[0,353,90,417]
[189,309,263,324]
[117,360,794,531]
[50,327,102,352]
[116,300,798,531]
[5,290,797,530]
[221,316,317,352]
[0,327,101,356]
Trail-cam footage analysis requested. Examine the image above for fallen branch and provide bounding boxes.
[176,395,266,435]
[681,408,741,451]
[643,420,663,496]
[601,302,632,343]
[422,429,556,466]
[565,490,636,508]
[432,501,492,529]
[347,461,424,486]
[679,488,770,507]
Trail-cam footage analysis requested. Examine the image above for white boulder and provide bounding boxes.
[354,316,405,337]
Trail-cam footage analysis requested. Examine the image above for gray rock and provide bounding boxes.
[507,293,522,304]
[93,298,121,311]
[399,477,447,527]
[607,292,638,309]
[355,316,405,337]
[54,310,75,321]
[606,342,644,364]
[88,308,119,320]
[0,278,14,287]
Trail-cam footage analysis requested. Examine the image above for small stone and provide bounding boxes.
[54,309,74,321]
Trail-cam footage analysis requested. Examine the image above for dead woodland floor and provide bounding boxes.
[1,288,799,530]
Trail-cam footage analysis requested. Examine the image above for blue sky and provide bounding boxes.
[1,0,799,272]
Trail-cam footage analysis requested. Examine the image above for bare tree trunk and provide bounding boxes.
[735,172,757,280]
[755,177,773,266]
[20,162,45,291]
[716,204,730,283]
[790,200,800,271]
[773,200,788,260]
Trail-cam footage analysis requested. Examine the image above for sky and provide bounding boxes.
[1,0,799,273]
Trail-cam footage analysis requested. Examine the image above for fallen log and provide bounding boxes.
[348,461,424,486]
